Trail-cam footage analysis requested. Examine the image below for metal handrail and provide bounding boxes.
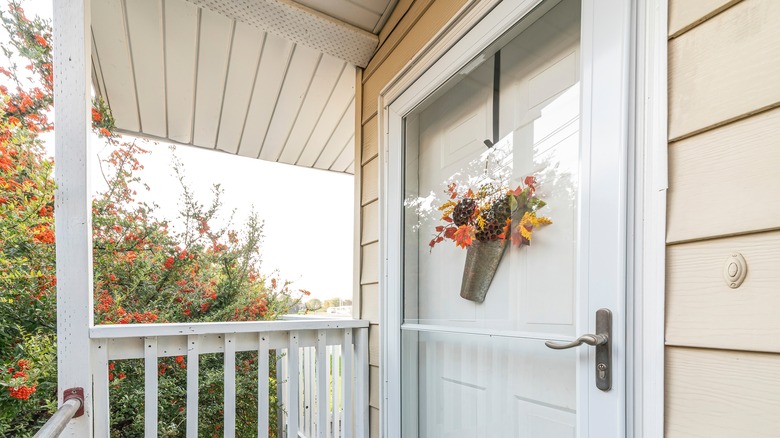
[33,397,82,438]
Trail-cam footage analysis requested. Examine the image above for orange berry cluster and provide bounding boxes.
[9,384,36,400]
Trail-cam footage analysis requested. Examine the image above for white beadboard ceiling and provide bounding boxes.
[90,0,397,174]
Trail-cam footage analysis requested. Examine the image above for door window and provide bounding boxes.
[401,1,582,436]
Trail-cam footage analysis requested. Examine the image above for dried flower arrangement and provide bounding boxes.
[429,175,552,251]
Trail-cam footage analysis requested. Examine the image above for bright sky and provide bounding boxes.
[9,1,355,300]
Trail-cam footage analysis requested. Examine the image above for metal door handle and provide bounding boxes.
[544,308,612,391]
[544,333,607,349]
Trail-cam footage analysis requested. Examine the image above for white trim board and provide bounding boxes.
[375,0,667,436]
[627,0,668,436]
[53,0,95,435]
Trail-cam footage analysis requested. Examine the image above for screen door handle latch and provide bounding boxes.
[544,308,612,391]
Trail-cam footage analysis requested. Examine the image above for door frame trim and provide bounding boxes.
[375,0,667,436]
[627,1,668,436]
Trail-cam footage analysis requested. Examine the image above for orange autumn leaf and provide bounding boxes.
[444,226,457,239]
[453,225,473,248]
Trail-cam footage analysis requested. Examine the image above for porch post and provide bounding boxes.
[53,0,94,436]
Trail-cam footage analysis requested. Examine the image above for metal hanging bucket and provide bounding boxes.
[459,239,508,303]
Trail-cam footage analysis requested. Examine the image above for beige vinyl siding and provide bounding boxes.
[360,283,380,324]
[361,158,380,205]
[665,0,780,435]
[666,231,780,353]
[665,348,780,436]
[364,0,434,82]
[362,115,379,165]
[362,201,380,245]
[361,242,380,285]
[355,2,468,435]
[667,0,740,38]
[666,107,780,243]
[378,0,414,46]
[668,0,780,141]
[361,0,470,121]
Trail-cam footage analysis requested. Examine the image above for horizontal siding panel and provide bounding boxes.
[369,323,379,366]
[665,347,780,437]
[362,114,379,164]
[667,107,780,243]
[668,0,739,38]
[364,0,433,81]
[666,231,780,353]
[370,406,379,438]
[369,365,380,408]
[362,201,379,244]
[668,0,780,140]
[361,242,379,284]
[378,0,414,46]
[362,0,470,121]
[361,283,379,323]
[362,158,379,205]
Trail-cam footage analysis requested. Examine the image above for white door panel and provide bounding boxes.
[388,0,630,436]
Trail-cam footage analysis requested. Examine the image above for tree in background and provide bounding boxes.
[0,2,307,436]
[305,298,322,312]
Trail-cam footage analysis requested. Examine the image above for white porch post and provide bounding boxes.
[53,0,94,436]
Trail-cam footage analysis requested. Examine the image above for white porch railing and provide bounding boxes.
[88,319,370,438]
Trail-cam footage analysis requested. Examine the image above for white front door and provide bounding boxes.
[384,0,630,436]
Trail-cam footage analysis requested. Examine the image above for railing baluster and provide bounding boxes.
[186,335,199,438]
[278,350,286,437]
[288,331,300,438]
[93,339,110,437]
[342,329,353,438]
[303,346,310,434]
[308,344,316,435]
[326,345,333,438]
[224,333,236,438]
[144,337,158,438]
[299,347,304,434]
[86,320,370,437]
[355,328,369,438]
[258,334,270,438]
[317,330,328,438]
[332,343,341,437]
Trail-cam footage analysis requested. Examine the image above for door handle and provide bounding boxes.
[544,308,612,391]
[544,333,607,349]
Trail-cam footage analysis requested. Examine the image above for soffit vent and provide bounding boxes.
[183,0,378,67]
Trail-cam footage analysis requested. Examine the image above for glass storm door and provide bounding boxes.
[386,0,629,436]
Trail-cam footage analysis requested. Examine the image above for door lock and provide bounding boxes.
[544,308,612,391]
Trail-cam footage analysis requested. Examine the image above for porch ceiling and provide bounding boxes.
[90,0,396,174]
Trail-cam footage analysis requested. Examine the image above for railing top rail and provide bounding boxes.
[89,318,370,339]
